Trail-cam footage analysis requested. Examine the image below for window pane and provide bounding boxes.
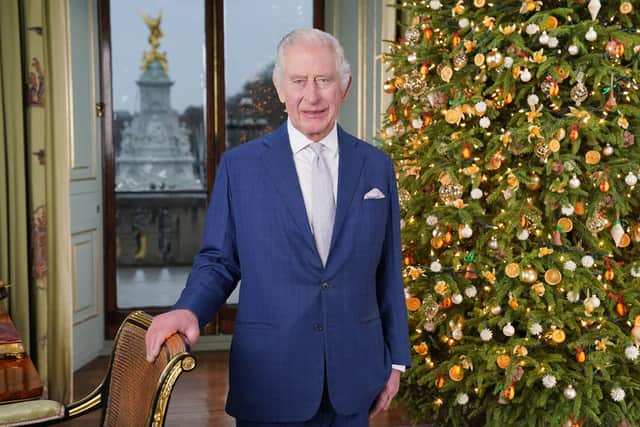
[224,0,314,149]
[110,1,206,308]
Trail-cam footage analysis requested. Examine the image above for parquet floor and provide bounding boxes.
[59,351,414,426]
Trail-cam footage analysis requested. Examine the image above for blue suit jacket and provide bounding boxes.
[174,123,411,422]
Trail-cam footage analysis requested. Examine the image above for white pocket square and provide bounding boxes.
[364,188,386,200]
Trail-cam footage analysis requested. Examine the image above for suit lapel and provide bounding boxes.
[329,126,366,257]
[260,123,318,256]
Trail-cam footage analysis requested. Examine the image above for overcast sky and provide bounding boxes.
[111,0,312,113]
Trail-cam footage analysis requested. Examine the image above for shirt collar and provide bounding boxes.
[287,119,338,156]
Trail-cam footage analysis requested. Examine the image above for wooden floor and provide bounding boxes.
[59,351,414,426]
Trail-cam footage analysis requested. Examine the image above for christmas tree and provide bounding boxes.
[381,1,640,425]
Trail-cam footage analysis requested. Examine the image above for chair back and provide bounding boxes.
[101,311,195,426]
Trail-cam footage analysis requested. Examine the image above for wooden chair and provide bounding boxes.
[0,311,196,426]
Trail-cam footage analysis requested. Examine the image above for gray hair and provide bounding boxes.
[273,28,352,91]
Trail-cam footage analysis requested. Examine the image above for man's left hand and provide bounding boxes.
[369,369,401,418]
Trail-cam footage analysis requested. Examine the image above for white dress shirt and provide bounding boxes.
[288,119,339,227]
[287,119,405,374]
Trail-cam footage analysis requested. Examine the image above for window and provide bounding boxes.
[101,0,322,337]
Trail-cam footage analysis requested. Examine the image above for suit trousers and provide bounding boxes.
[236,372,369,427]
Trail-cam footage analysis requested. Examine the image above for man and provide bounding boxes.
[146,28,410,426]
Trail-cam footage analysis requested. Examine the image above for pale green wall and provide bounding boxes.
[326,0,397,145]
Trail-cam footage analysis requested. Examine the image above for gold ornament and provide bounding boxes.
[404,72,428,97]
[548,139,560,153]
[617,301,627,317]
[526,172,542,191]
[532,282,545,296]
[449,364,464,381]
[544,269,562,285]
[486,50,504,68]
[585,150,601,165]
[557,217,573,232]
[551,328,566,343]
[406,297,421,311]
[631,315,640,345]
[474,0,486,7]
[599,179,610,193]
[620,2,633,14]
[383,80,397,94]
[440,65,453,83]
[534,141,551,160]
[439,182,463,204]
[435,373,446,388]
[497,354,511,369]
[545,15,558,29]
[413,342,429,355]
[505,263,520,278]
[503,384,515,400]
[520,266,538,283]
[571,82,589,105]
[444,109,461,124]
[453,50,468,70]
[576,347,586,363]
[474,53,485,67]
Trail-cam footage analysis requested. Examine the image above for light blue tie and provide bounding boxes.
[309,143,335,266]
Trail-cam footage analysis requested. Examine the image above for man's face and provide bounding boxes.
[274,41,350,142]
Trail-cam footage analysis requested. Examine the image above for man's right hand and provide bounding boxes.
[145,309,200,362]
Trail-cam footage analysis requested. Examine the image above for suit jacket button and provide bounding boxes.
[321,282,330,289]
[314,323,324,332]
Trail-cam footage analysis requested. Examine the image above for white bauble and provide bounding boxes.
[625,172,638,186]
[459,18,470,29]
[461,225,473,238]
[581,255,595,268]
[564,385,577,400]
[525,24,539,35]
[479,117,491,128]
[456,393,469,405]
[561,204,575,216]
[471,188,483,199]
[429,0,442,10]
[567,290,580,303]
[568,45,579,55]
[503,56,514,68]
[569,176,581,189]
[411,118,423,129]
[517,229,530,240]
[475,101,487,113]
[480,328,493,341]
[430,261,442,272]
[542,374,557,388]
[564,260,577,272]
[625,345,639,361]
[426,215,438,226]
[548,37,559,48]
[539,31,549,45]
[529,322,543,336]
[503,323,515,337]
[520,68,532,82]
[452,293,463,304]
[527,94,540,106]
[465,285,477,298]
[611,387,625,402]
[585,27,597,42]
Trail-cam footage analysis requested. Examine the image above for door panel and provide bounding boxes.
[69,0,104,370]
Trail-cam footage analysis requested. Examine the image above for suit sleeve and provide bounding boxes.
[173,154,241,329]
[376,156,411,367]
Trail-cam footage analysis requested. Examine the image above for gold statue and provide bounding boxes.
[139,11,168,74]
